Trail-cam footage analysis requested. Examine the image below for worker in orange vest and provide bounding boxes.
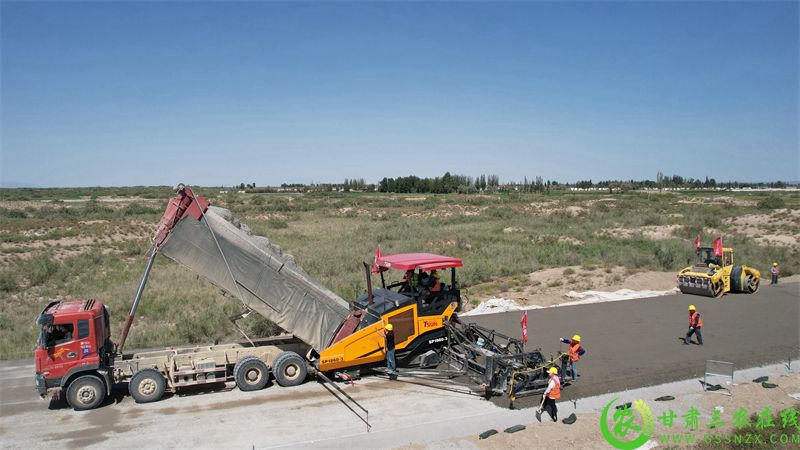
[684,305,703,345]
[536,367,561,422]
[771,262,780,285]
[559,335,585,380]
[430,270,442,292]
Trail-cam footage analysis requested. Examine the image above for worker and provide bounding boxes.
[399,270,414,293]
[429,270,442,292]
[382,323,396,378]
[684,305,703,345]
[771,262,780,285]
[559,335,585,380]
[536,367,561,422]
[46,324,72,346]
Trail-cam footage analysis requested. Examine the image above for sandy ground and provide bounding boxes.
[723,209,800,248]
[472,266,679,308]
[0,221,150,263]
[0,283,796,449]
[0,197,163,210]
[597,224,684,240]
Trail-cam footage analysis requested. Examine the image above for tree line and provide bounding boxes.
[377,173,500,194]
[235,171,791,193]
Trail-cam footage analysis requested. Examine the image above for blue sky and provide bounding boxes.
[2,1,798,187]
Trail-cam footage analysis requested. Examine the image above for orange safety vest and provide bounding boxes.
[690,311,703,328]
[547,375,561,399]
[431,282,441,292]
[568,342,582,362]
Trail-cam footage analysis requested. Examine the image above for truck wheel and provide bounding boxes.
[129,368,166,404]
[273,351,307,387]
[234,356,269,392]
[66,375,106,411]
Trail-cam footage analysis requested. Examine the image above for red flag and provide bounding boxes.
[694,235,701,251]
[713,237,723,257]
[372,245,381,274]
[520,311,528,344]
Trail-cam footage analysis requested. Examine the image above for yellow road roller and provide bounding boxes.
[677,245,760,297]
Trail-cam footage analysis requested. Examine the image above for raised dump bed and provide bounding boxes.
[156,188,350,352]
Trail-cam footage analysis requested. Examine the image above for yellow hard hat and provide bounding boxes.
[548,367,558,375]
[688,305,696,311]
[432,271,440,279]
[773,262,778,266]
[385,323,393,331]
[572,335,581,342]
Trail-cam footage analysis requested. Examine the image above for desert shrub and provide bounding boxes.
[120,202,160,216]
[246,316,282,337]
[0,208,27,219]
[757,195,785,210]
[0,233,25,244]
[485,207,515,219]
[563,268,576,276]
[654,244,684,271]
[120,240,148,256]
[176,307,230,343]
[702,213,722,228]
[462,258,493,285]
[641,213,663,226]
[267,219,289,229]
[680,224,704,239]
[26,254,60,286]
[0,271,17,292]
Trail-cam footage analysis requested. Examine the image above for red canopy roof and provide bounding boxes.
[375,253,463,272]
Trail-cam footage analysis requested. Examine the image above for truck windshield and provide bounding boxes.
[41,324,74,347]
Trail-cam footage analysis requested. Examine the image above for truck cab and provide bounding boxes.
[35,299,112,410]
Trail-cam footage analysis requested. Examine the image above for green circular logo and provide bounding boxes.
[600,398,655,450]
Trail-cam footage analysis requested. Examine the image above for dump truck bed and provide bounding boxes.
[158,204,350,352]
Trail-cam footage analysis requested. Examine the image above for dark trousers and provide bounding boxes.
[772,274,779,285]
[543,397,558,421]
[685,327,703,345]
